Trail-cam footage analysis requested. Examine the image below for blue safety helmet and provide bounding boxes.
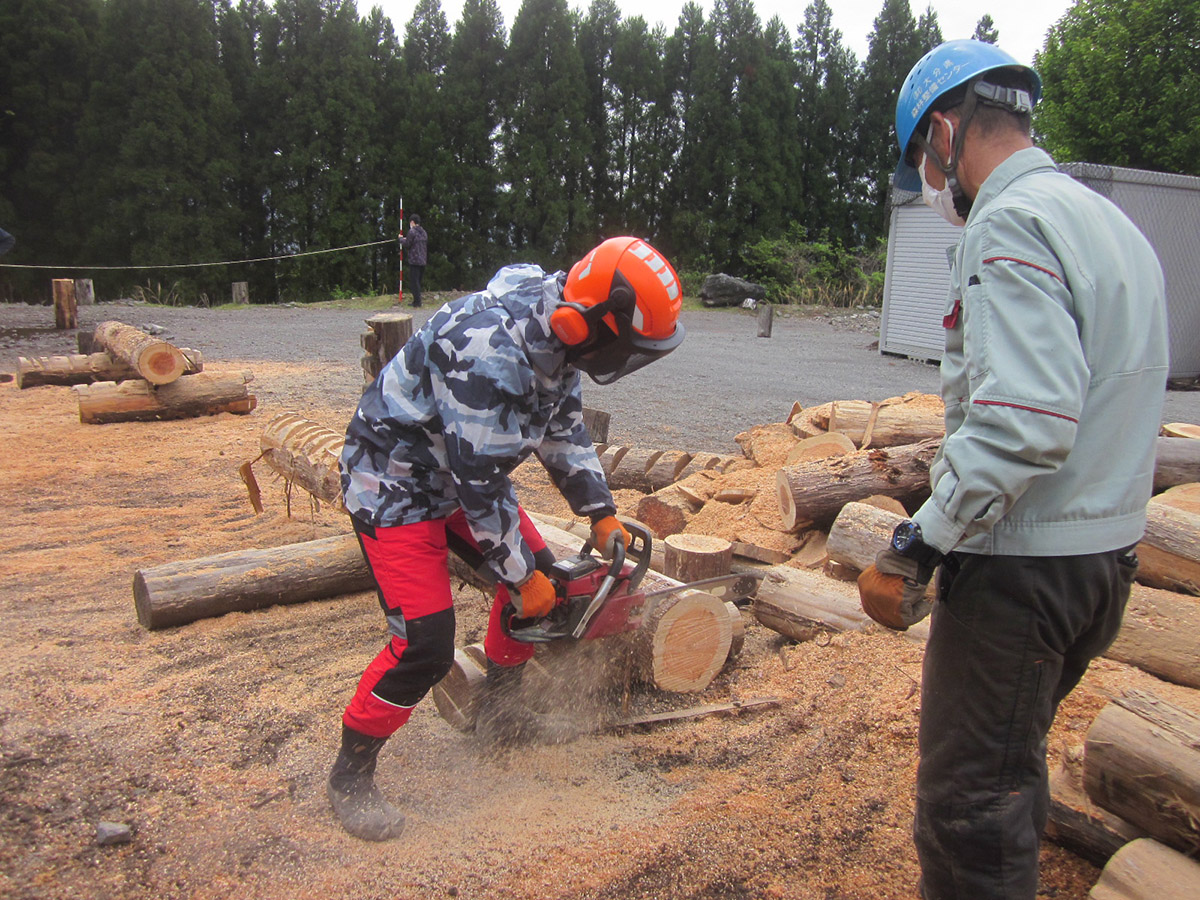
[894,39,1041,193]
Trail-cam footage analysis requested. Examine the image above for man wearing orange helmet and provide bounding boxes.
[328,236,684,841]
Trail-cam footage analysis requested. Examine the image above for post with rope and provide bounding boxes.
[397,198,404,306]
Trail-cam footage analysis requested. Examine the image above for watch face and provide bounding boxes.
[892,524,917,552]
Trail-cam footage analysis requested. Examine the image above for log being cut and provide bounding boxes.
[93,320,188,385]
[73,371,255,424]
[256,411,346,509]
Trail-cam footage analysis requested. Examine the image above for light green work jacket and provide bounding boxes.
[913,147,1169,557]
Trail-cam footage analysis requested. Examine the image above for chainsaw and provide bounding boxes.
[500,521,760,644]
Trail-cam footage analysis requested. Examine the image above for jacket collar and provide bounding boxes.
[967,147,1058,225]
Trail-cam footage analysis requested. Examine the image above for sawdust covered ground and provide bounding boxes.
[1,355,1189,900]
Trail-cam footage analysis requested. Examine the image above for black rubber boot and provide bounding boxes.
[327,725,405,841]
[474,660,577,747]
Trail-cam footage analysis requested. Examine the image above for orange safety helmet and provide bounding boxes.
[553,236,685,384]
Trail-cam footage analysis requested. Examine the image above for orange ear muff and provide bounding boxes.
[550,303,592,345]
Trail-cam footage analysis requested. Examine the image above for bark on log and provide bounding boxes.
[1083,691,1200,855]
[73,372,255,424]
[1089,838,1200,900]
[827,502,905,573]
[788,392,945,448]
[607,448,663,491]
[53,279,77,330]
[133,533,375,629]
[1155,438,1200,493]
[16,349,202,388]
[752,564,930,644]
[258,412,346,508]
[1107,585,1200,689]
[94,320,188,385]
[776,438,939,530]
[664,534,733,583]
[1046,762,1146,866]
[361,312,413,383]
[646,450,694,491]
[1136,499,1200,595]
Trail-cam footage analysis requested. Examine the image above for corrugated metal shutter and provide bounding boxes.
[880,197,960,361]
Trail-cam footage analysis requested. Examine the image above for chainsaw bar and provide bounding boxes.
[641,572,763,603]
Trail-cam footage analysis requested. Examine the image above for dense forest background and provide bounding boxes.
[0,0,1194,304]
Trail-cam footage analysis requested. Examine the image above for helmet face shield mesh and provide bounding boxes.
[573,322,686,385]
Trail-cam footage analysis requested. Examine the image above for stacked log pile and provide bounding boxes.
[18,320,257,424]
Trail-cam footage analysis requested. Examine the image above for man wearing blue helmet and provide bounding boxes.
[857,40,1169,899]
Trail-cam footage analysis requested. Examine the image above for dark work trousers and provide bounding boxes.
[915,547,1138,900]
[407,265,424,307]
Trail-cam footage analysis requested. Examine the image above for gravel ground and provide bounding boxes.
[5,299,1197,453]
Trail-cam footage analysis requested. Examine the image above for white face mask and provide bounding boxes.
[918,120,966,227]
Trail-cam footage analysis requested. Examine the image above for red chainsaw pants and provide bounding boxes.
[342,507,543,739]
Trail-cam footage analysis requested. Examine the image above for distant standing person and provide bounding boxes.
[399,215,427,308]
[0,227,14,257]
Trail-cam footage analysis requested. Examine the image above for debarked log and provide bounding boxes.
[133,533,375,629]
[94,320,188,385]
[16,348,202,388]
[775,437,939,530]
[73,372,255,424]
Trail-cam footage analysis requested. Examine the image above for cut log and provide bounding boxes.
[93,320,187,385]
[1089,838,1200,900]
[1162,423,1200,440]
[1155,437,1200,493]
[53,278,77,330]
[1083,690,1200,855]
[646,450,694,491]
[678,453,737,480]
[726,601,745,658]
[776,437,939,530]
[757,303,773,338]
[1047,762,1146,866]
[752,564,929,644]
[361,312,413,383]
[1136,498,1200,595]
[1107,585,1200,689]
[132,533,375,629]
[664,534,733,583]
[582,407,610,444]
[598,445,629,481]
[791,530,829,569]
[827,501,905,573]
[636,484,702,539]
[1155,483,1200,515]
[16,348,202,388]
[258,412,346,508]
[430,644,487,732]
[784,432,857,465]
[635,589,733,692]
[73,372,256,424]
[732,541,792,565]
[788,392,945,448]
[607,448,663,491]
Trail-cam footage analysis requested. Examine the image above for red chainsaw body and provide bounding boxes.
[559,562,649,639]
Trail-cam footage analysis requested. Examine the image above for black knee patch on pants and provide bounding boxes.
[372,607,456,708]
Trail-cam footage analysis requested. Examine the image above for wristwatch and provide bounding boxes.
[890,521,943,569]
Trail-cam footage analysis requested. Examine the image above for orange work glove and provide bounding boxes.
[857,548,934,631]
[590,516,631,560]
[514,570,557,619]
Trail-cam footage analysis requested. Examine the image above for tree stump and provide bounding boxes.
[76,278,95,306]
[582,407,610,443]
[232,281,249,305]
[757,303,773,338]
[663,534,733,583]
[93,320,187,385]
[53,279,77,330]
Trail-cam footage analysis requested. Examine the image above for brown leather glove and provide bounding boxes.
[590,516,631,560]
[857,548,935,631]
[514,570,557,618]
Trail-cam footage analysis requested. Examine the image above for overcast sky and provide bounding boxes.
[357,0,1073,67]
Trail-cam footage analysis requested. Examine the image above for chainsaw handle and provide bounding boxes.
[580,521,652,590]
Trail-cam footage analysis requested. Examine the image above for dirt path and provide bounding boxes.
[1,303,1196,899]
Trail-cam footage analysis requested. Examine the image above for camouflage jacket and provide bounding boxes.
[341,264,615,587]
